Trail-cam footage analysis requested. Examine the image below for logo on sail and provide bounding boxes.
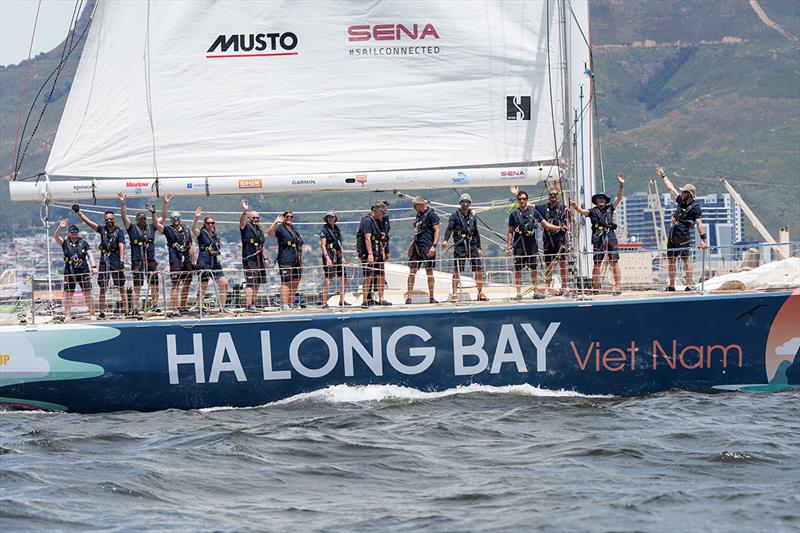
[506,96,531,120]
[207,32,299,58]
[355,174,368,186]
[347,23,440,57]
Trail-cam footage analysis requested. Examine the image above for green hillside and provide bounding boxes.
[1,0,798,241]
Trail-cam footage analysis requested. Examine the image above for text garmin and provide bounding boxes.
[348,23,440,57]
[206,32,299,58]
[166,322,560,384]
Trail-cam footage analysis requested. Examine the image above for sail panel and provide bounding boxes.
[47,0,562,178]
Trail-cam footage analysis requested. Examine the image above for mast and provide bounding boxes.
[564,0,594,277]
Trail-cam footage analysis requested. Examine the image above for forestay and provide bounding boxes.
[45,0,563,180]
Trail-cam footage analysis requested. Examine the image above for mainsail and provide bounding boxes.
[12,0,574,200]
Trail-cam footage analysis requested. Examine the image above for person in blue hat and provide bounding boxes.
[53,218,96,319]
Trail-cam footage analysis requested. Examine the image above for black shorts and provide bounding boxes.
[454,247,482,273]
[243,256,267,286]
[279,263,303,283]
[362,259,385,277]
[542,238,567,264]
[592,242,620,263]
[409,247,435,270]
[131,259,159,287]
[667,236,691,258]
[98,264,125,288]
[513,253,537,271]
[197,265,225,282]
[324,262,345,279]
[64,270,91,293]
[169,259,193,283]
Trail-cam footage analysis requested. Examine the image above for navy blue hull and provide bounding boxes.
[1,291,798,413]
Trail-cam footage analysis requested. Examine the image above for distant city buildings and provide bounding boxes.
[618,192,745,256]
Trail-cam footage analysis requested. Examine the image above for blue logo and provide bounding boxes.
[452,171,469,185]
[186,183,193,189]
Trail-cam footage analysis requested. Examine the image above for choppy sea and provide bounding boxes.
[1,385,798,532]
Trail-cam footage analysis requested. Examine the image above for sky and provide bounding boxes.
[0,0,81,66]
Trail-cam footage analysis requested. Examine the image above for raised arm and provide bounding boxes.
[154,193,172,233]
[613,172,625,209]
[696,217,708,250]
[266,215,284,237]
[118,233,125,263]
[239,199,249,230]
[53,218,67,245]
[117,193,131,229]
[568,199,590,217]
[191,206,202,238]
[656,165,679,200]
[73,204,99,232]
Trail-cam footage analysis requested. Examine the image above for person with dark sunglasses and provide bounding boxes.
[239,199,268,311]
[153,193,195,315]
[268,210,304,308]
[72,203,129,317]
[118,193,160,314]
[192,206,228,311]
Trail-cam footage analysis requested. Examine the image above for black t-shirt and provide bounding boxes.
[240,222,265,261]
[320,224,343,263]
[357,215,382,258]
[163,223,192,264]
[412,208,440,250]
[127,223,157,262]
[671,196,702,240]
[62,238,91,273]
[274,224,303,265]
[588,205,616,235]
[196,228,222,268]
[447,209,481,250]
[96,225,125,269]
[508,207,541,253]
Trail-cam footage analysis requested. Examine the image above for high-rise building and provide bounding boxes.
[618,192,744,257]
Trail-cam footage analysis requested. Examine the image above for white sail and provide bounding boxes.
[45,0,563,180]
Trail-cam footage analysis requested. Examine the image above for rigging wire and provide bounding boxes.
[144,0,160,195]
[10,0,43,180]
[13,0,90,180]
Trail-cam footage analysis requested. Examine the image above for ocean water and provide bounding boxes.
[1,385,798,532]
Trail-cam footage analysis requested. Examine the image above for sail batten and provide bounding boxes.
[45,0,563,180]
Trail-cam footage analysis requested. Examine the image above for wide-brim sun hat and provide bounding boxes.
[679,184,696,196]
[591,192,611,205]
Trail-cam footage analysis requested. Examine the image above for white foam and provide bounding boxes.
[273,383,608,405]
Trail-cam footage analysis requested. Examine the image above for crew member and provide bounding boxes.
[267,211,303,307]
[239,199,268,312]
[507,190,543,299]
[319,211,348,308]
[570,172,625,292]
[192,206,228,310]
[656,165,708,291]
[443,193,486,303]
[536,190,570,293]
[118,193,159,314]
[369,201,391,303]
[406,196,440,304]
[73,203,129,317]
[357,204,389,307]
[152,193,194,314]
[53,219,96,320]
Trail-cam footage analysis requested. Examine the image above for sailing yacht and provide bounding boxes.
[1,0,797,412]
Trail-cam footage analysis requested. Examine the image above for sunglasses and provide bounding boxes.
[517,197,528,201]
[284,215,294,219]
[251,217,260,221]
[205,221,215,225]
[171,216,181,220]
[104,218,114,222]
[136,217,147,221]
[460,200,471,204]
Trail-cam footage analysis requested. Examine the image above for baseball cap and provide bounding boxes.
[459,193,472,203]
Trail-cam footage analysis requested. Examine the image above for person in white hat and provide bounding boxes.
[656,165,708,291]
[319,211,348,308]
[442,193,487,302]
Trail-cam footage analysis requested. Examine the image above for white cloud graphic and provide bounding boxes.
[775,337,800,357]
[0,332,50,381]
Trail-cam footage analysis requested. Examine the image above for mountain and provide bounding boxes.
[1,0,798,241]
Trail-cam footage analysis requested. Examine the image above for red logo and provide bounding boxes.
[500,170,526,177]
[126,181,150,188]
[238,179,262,189]
[355,174,368,186]
[347,23,440,42]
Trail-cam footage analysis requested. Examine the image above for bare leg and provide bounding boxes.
[200,279,209,309]
[451,270,460,298]
[132,285,142,311]
[119,285,128,313]
[683,256,693,287]
[376,272,386,301]
[149,283,159,310]
[559,259,569,290]
[530,270,538,293]
[64,291,73,319]
[426,268,435,299]
[667,257,677,288]
[218,277,228,308]
[612,260,622,291]
[289,279,301,304]
[592,263,601,290]
[99,287,107,313]
[362,275,372,305]
[407,267,417,296]
[514,270,522,297]
[476,269,484,295]
[339,274,347,305]
[179,279,191,309]
[280,283,290,305]
[86,291,94,317]
[322,276,331,305]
